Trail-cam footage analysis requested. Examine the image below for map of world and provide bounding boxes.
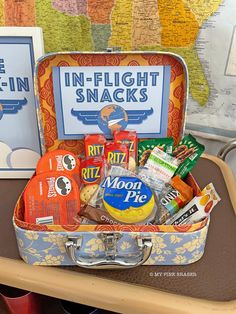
[0,0,235,139]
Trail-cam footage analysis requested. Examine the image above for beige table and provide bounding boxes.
[0,155,235,314]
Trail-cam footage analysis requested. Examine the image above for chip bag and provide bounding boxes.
[24,172,80,225]
[172,134,205,178]
[36,149,80,186]
[138,138,174,166]
[139,147,180,184]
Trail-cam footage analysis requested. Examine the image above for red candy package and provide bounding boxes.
[24,172,80,225]
[36,150,80,186]
[105,142,129,169]
[84,134,106,158]
[114,130,137,171]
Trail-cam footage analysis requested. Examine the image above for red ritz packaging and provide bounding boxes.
[114,130,137,171]
[23,172,80,225]
[36,149,80,186]
[105,142,129,168]
[84,134,106,158]
[80,157,105,185]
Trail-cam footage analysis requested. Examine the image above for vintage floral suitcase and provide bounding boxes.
[13,51,210,268]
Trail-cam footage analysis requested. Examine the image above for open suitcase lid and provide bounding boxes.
[35,51,188,155]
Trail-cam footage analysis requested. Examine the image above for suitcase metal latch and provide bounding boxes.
[98,233,122,259]
[65,234,152,269]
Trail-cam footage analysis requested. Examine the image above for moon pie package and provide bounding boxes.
[172,134,205,178]
[155,175,193,224]
[114,130,137,171]
[138,138,174,166]
[84,134,106,158]
[105,142,129,169]
[36,149,80,186]
[79,157,106,206]
[23,172,80,225]
[82,166,157,224]
[165,183,220,225]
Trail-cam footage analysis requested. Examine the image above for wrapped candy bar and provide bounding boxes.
[165,183,221,225]
[155,176,193,224]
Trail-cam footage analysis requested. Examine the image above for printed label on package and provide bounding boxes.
[53,65,171,139]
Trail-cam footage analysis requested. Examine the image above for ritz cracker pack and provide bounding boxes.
[79,157,105,205]
[84,134,106,158]
[13,51,220,268]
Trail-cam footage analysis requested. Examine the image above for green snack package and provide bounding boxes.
[172,134,205,178]
[138,138,174,166]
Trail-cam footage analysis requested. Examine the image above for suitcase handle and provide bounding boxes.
[65,233,152,269]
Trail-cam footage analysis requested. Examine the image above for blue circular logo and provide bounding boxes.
[98,105,128,136]
[103,176,153,210]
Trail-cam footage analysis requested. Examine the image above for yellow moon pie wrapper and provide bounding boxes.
[101,176,156,224]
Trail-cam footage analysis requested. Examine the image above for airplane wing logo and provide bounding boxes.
[71,107,153,125]
[71,109,100,125]
[0,98,27,120]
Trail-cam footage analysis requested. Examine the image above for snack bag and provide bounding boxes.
[172,134,205,178]
[80,157,106,206]
[24,172,80,225]
[36,149,80,186]
[138,138,174,166]
[165,183,220,225]
[105,142,129,169]
[83,166,157,224]
[114,130,137,171]
[139,147,180,183]
[138,168,165,193]
[84,134,106,158]
[155,176,193,224]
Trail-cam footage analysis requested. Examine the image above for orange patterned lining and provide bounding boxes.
[36,52,187,155]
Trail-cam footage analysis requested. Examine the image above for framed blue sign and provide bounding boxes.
[0,27,44,178]
[53,65,171,139]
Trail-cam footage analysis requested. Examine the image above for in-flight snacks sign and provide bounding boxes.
[53,65,171,139]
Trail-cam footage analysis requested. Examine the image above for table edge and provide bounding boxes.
[202,154,236,214]
[0,257,235,314]
[0,155,235,314]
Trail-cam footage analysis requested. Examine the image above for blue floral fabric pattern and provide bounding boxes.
[14,222,209,266]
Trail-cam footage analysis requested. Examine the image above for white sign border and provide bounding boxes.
[0,27,44,178]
